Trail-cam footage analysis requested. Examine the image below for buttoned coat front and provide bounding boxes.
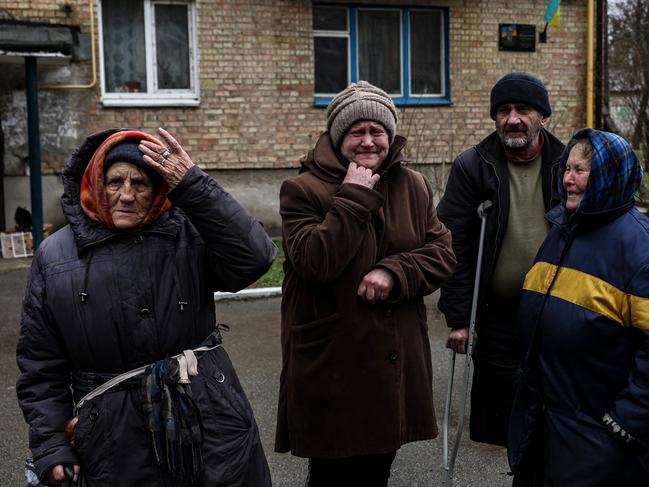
[274,133,456,458]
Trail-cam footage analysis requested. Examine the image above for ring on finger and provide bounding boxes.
[162,149,171,159]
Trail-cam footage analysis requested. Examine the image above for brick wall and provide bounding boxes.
[1,0,587,175]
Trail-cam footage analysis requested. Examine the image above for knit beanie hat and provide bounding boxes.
[103,138,162,187]
[490,72,551,120]
[326,80,398,147]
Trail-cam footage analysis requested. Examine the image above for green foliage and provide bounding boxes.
[249,238,285,288]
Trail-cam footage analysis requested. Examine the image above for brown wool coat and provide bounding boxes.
[274,132,456,458]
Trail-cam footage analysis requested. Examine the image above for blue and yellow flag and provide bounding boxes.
[544,0,561,28]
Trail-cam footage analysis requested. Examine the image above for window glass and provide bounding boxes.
[357,10,401,95]
[102,0,147,93]
[155,4,190,89]
[314,37,348,94]
[313,5,347,31]
[312,4,449,105]
[410,10,442,95]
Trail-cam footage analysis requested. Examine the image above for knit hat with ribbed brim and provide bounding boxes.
[490,72,551,120]
[103,139,162,187]
[326,81,398,147]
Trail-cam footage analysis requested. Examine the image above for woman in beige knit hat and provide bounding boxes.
[275,81,456,485]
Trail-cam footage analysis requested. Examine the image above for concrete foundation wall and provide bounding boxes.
[3,163,450,238]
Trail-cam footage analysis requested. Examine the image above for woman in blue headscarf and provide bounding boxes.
[508,129,649,486]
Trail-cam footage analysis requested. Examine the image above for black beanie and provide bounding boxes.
[103,139,162,186]
[490,72,551,120]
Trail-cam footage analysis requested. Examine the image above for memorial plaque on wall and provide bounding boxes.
[499,24,536,52]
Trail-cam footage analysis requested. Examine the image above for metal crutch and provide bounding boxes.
[442,199,493,486]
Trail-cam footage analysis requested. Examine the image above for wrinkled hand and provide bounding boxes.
[45,416,81,485]
[65,415,78,448]
[139,127,195,189]
[357,268,394,304]
[46,464,80,485]
[342,162,380,189]
[445,327,472,354]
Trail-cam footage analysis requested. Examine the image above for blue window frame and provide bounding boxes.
[313,3,451,107]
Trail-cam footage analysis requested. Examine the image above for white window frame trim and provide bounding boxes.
[98,0,200,107]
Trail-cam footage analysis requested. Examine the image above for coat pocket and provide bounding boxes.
[201,365,253,429]
[197,349,259,485]
[291,312,342,349]
[74,401,112,483]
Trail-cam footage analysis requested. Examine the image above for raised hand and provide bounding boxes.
[139,127,196,189]
[342,161,381,189]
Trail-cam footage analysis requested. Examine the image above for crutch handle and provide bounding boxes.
[477,200,493,218]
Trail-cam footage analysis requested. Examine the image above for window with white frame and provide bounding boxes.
[99,0,199,107]
[313,3,450,107]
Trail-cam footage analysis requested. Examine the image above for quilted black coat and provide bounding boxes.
[16,128,277,486]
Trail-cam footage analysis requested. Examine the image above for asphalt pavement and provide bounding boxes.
[0,260,511,486]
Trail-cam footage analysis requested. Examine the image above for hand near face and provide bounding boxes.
[343,161,381,189]
[139,128,195,189]
[357,268,394,304]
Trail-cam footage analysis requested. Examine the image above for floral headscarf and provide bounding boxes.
[80,130,172,230]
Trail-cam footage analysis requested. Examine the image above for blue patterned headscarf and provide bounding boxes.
[557,128,643,214]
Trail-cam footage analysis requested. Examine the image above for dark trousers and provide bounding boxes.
[307,451,397,487]
[470,302,522,447]
[469,354,518,447]
[511,434,545,487]
[512,460,545,487]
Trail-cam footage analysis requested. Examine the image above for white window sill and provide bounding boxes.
[101,96,200,108]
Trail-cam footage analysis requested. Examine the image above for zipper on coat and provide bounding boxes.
[78,248,95,303]
[477,153,502,292]
[171,238,189,312]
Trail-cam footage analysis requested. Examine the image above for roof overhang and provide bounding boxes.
[0,19,80,63]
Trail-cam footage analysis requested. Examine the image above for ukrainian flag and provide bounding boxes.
[544,0,561,28]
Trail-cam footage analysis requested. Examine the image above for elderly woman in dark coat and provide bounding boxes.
[16,127,277,486]
[275,81,456,485]
[509,129,649,486]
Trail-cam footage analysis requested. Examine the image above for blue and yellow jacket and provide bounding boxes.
[510,129,649,485]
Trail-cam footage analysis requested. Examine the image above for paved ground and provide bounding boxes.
[0,260,512,486]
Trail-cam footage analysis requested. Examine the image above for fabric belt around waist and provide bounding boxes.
[71,370,142,397]
[71,328,223,411]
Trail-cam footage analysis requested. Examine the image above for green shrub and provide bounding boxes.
[250,238,285,288]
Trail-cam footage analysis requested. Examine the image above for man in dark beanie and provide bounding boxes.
[275,80,456,486]
[436,71,564,483]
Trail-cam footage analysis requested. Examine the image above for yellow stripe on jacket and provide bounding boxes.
[523,262,649,330]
